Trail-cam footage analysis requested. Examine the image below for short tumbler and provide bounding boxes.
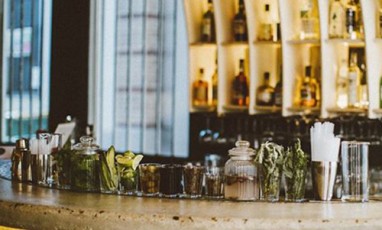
[159,164,183,197]
[139,163,160,196]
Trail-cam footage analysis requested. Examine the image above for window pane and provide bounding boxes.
[1,0,52,142]
[90,0,189,157]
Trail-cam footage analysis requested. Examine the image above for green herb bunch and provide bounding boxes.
[255,141,284,201]
[283,139,309,202]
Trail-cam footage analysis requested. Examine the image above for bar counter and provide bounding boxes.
[0,178,381,230]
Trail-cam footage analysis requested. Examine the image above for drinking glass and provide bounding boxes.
[159,164,183,198]
[205,167,224,199]
[183,163,204,198]
[341,141,369,202]
[139,163,160,196]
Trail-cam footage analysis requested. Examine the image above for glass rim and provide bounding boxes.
[139,163,161,167]
[341,141,370,145]
[160,164,183,168]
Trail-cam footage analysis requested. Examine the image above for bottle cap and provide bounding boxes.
[264,72,270,80]
[73,136,99,155]
[265,4,270,11]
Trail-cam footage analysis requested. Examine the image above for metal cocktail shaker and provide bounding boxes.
[11,139,32,182]
[311,161,337,201]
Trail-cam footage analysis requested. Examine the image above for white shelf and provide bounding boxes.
[327,107,368,115]
[183,0,379,118]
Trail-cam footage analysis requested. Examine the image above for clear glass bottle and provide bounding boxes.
[329,0,345,38]
[256,72,275,106]
[358,62,368,109]
[231,59,249,106]
[347,52,361,108]
[258,4,273,41]
[274,66,283,107]
[300,65,318,107]
[299,0,319,40]
[192,68,210,107]
[71,136,100,192]
[345,0,359,39]
[224,140,259,201]
[336,58,349,108]
[233,0,247,41]
[201,0,216,43]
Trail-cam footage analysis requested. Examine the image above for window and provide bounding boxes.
[89,0,189,157]
[1,0,52,142]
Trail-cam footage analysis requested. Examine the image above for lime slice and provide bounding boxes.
[132,155,143,170]
[124,151,135,158]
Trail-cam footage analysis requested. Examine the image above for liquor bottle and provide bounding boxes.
[201,0,216,43]
[256,72,275,106]
[300,66,318,107]
[192,68,209,107]
[232,59,249,106]
[336,58,349,108]
[345,0,359,39]
[211,60,218,107]
[299,0,319,40]
[258,4,273,41]
[274,67,283,107]
[329,0,345,38]
[233,0,247,41]
[347,52,361,107]
[358,62,368,109]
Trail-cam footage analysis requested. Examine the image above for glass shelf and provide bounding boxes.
[327,107,367,115]
[325,38,365,46]
[253,40,281,46]
[189,42,217,48]
[254,105,282,113]
[220,41,249,47]
[287,39,320,45]
[287,106,320,114]
[191,105,217,112]
[223,104,248,112]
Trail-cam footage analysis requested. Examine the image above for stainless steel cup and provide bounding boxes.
[312,161,337,201]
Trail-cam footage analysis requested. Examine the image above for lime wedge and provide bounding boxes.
[124,151,135,158]
[132,155,143,170]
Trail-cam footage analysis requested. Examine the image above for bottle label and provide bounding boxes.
[202,18,211,36]
[346,8,356,33]
[259,92,272,104]
[233,19,245,35]
[193,85,208,104]
[260,24,273,40]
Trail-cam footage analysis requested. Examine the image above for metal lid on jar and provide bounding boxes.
[73,136,99,155]
[15,138,29,151]
[228,140,255,157]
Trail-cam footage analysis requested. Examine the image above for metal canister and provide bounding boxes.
[11,139,31,182]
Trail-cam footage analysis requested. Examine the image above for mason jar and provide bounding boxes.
[70,136,100,192]
[224,140,259,201]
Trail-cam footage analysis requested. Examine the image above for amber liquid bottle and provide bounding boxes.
[256,72,275,106]
[300,66,318,107]
[201,0,216,43]
[231,59,249,106]
[192,68,210,107]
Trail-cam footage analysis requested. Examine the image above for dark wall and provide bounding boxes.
[49,0,90,132]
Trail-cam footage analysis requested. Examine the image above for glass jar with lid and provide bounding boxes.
[224,140,259,201]
[71,136,100,192]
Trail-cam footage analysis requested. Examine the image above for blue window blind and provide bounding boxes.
[89,0,189,157]
[1,0,52,142]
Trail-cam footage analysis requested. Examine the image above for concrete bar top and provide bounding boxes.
[0,179,382,229]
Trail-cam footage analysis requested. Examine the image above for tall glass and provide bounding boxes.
[341,141,369,202]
